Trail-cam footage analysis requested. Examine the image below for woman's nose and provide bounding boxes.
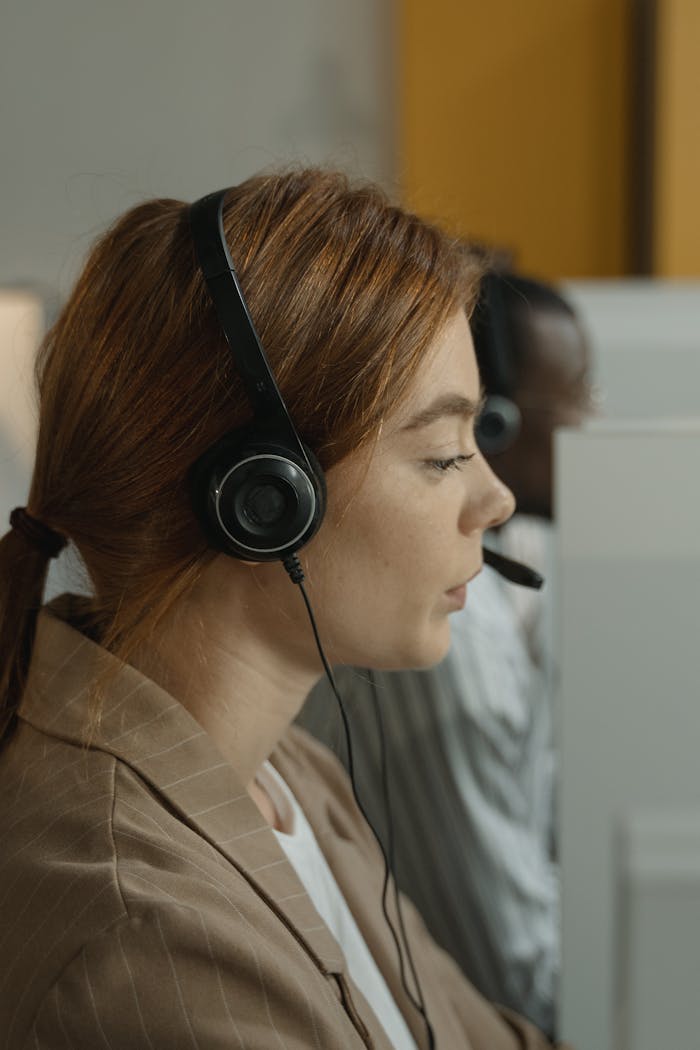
[461,458,516,534]
[488,471,516,529]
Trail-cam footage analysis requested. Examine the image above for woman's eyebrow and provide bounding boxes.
[400,390,487,431]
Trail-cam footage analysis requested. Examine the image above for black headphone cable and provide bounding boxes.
[367,668,432,1029]
[283,554,437,1050]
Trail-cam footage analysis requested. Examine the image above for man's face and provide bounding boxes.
[486,306,592,520]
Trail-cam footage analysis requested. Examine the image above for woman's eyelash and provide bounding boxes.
[427,453,476,473]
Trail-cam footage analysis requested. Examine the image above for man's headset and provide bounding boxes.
[471,270,522,456]
[188,188,541,590]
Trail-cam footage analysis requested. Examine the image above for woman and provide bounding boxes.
[0,170,565,1048]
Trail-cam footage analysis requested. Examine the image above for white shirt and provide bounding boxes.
[257,761,418,1050]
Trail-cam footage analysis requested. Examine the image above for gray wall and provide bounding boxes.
[1,0,395,294]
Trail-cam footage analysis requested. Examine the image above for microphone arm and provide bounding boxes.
[482,547,544,590]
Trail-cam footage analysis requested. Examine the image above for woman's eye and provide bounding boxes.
[427,453,476,473]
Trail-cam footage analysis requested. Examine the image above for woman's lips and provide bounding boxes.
[444,564,481,609]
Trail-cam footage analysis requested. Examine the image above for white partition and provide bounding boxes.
[617,811,700,1050]
[563,279,700,419]
[555,420,700,1050]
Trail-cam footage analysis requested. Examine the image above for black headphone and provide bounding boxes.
[188,189,326,563]
[471,271,522,455]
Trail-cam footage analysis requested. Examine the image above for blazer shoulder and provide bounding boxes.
[21,888,369,1050]
[0,721,127,1043]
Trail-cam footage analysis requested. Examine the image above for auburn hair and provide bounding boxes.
[0,168,481,747]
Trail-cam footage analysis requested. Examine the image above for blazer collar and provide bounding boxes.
[20,599,345,975]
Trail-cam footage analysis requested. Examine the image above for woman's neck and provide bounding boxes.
[130,556,323,796]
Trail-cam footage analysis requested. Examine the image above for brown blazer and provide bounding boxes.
[0,600,570,1049]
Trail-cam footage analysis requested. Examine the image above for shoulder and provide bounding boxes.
[0,721,126,1044]
[0,722,351,1049]
[15,894,357,1050]
[0,720,124,905]
[0,721,224,1041]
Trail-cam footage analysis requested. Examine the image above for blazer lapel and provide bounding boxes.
[272,725,437,1050]
[20,605,345,977]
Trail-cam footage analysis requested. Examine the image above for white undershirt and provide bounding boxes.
[258,761,418,1050]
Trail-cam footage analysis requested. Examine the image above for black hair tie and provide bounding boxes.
[9,507,68,559]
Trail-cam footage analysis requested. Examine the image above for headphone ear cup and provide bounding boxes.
[475,395,522,455]
[190,432,326,561]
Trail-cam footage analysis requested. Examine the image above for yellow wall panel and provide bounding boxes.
[653,0,700,275]
[397,0,631,278]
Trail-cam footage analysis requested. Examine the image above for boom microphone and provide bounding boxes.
[482,547,544,590]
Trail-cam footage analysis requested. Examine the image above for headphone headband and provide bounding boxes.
[190,189,310,465]
[188,188,326,562]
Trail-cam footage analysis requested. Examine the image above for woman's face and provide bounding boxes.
[304,308,515,670]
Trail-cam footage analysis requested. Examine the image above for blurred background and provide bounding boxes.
[1,4,699,1050]
[2,0,698,290]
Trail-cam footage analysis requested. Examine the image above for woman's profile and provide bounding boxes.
[0,169,566,1048]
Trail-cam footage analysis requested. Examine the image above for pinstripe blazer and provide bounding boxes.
[0,600,568,1049]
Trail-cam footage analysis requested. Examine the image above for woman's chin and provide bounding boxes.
[368,623,453,674]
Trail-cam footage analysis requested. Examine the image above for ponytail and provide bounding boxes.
[0,525,55,748]
[0,508,66,748]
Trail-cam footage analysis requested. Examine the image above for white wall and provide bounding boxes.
[0,0,395,294]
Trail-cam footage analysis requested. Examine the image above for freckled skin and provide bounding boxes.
[291,309,516,670]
